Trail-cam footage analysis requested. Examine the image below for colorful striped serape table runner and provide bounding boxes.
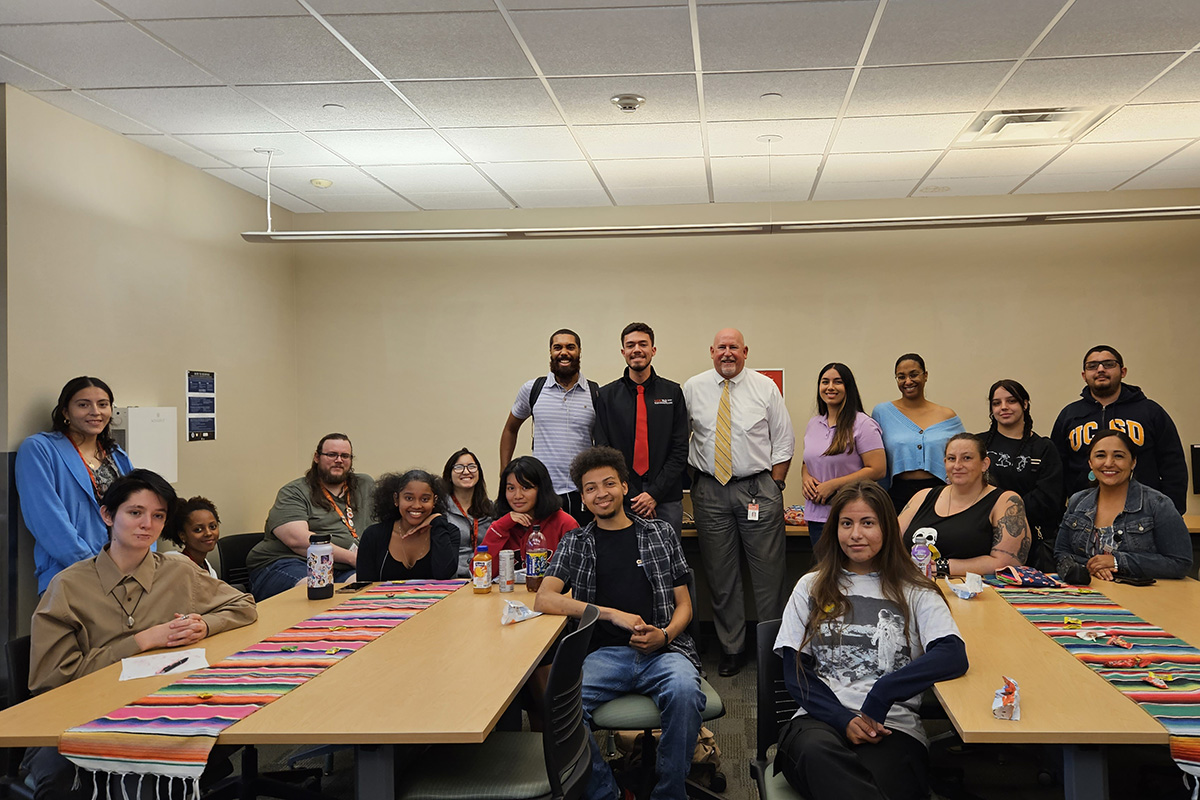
[989,583,1200,788]
[59,579,467,797]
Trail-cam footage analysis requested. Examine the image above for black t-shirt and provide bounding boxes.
[592,525,655,651]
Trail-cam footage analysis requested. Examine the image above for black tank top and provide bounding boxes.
[904,485,996,560]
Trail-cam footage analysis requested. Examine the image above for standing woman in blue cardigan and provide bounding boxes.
[16,377,133,593]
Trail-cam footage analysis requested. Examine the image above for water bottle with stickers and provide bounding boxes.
[307,533,334,599]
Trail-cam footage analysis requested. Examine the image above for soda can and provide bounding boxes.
[499,549,516,593]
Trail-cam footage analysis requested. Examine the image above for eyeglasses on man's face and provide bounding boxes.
[1084,360,1120,371]
[320,452,353,461]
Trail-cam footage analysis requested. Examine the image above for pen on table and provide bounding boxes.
[158,657,189,675]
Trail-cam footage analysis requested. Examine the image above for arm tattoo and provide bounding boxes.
[993,495,1032,564]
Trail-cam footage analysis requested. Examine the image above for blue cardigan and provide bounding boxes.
[16,431,133,593]
[871,402,965,488]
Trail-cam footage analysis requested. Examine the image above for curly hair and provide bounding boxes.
[165,496,221,547]
[569,446,629,492]
[372,470,448,526]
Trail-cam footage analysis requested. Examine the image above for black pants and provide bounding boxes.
[558,490,593,526]
[775,716,929,800]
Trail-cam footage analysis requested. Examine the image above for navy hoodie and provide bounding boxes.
[1050,383,1188,514]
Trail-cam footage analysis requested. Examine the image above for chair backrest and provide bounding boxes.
[216,532,264,591]
[754,618,798,763]
[542,604,599,800]
[6,635,32,707]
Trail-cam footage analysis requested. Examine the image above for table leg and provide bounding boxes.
[1062,744,1107,800]
[355,743,394,800]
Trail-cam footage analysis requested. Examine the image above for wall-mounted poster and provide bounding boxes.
[186,370,216,441]
[758,368,784,398]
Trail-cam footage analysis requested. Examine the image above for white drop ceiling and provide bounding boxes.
[1,0,1199,214]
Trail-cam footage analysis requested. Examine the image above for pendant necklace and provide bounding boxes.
[111,585,144,629]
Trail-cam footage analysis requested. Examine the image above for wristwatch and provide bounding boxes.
[774,479,786,491]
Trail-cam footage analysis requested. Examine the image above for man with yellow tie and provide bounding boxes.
[683,328,795,677]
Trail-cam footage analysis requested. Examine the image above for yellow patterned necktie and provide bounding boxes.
[714,379,733,485]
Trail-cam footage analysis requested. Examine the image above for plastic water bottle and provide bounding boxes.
[525,525,549,592]
[307,533,334,599]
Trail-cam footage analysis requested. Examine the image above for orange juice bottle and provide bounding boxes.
[472,545,493,594]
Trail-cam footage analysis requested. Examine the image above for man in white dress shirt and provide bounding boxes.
[683,328,794,676]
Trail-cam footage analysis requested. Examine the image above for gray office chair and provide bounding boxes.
[216,532,264,592]
[396,604,598,800]
[748,618,802,800]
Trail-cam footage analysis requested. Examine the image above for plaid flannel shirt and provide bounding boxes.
[546,515,700,670]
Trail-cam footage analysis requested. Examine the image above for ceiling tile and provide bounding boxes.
[202,167,324,212]
[511,7,694,75]
[1082,102,1200,142]
[549,74,698,125]
[1014,170,1133,193]
[443,126,584,161]
[0,21,218,88]
[0,55,64,91]
[1157,140,1200,169]
[831,113,973,153]
[929,145,1065,178]
[508,0,683,9]
[575,122,702,159]
[327,13,534,80]
[610,185,709,205]
[1038,140,1193,173]
[176,132,347,168]
[30,90,156,134]
[913,175,1023,196]
[0,0,116,24]
[867,0,1065,65]
[992,54,1180,110]
[395,79,562,127]
[1133,54,1200,104]
[595,157,707,188]
[306,129,467,165]
[847,62,1014,117]
[1118,166,1200,191]
[710,155,819,202]
[305,194,421,212]
[126,134,231,169]
[508,188,612,207]
[820,151,941,182]
[699,2,876,71]
[365,164,500,194]
[244,164,395,196]
[312,0,495,11]
[406,190,512,209]
[702,70,852,122]
[480,160,602,192]
[1033,0,1200,57]
[142,17,372,84]
[238,82,428,131]
[104,0,303,18]
[706,119,834,157]
[83,86,295,134]
[812,179,917,201]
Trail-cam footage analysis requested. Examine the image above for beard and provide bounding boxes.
[593,505,622,520]
[317,463,348,487]
[551,355,581,380]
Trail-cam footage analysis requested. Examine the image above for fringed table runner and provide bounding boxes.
[989,583,1200,788]
[59,579,467,797]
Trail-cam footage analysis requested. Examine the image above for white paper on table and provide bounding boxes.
[965,573,983,594]
[119,648,208,681]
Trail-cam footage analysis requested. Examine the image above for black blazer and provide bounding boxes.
[594,368,689,503]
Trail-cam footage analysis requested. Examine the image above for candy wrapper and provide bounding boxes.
[501,600,542,626]
[784,505,805,526]
[992,676,1020,721]
[1075,630,1103,642]
[950,572,984,600]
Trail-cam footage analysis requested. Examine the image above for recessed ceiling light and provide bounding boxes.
[760,92,783,102]
[310,178,333,189]
[322,103,346,113]
[611,94,646,113]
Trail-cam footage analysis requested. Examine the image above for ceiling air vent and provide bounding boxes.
[955,106,1110,148]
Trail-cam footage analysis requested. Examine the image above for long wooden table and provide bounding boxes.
[0,583,565,799]
[932,577,1200,799]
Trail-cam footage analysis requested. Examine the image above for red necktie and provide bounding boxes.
[633,384,649,476]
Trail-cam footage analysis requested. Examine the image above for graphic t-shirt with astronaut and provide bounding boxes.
[775,570,960,745]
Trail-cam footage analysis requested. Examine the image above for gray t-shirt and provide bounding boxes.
[247,474,375,571]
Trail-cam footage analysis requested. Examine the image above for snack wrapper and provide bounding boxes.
[950,572,984,600]
[992,676,1020,721]
[501,600,543,626]
[1063,616,1082,629]
[1075,630,1103,642]
[1107,635,1133,649]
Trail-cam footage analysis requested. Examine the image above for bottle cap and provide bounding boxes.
[310,533,332,544]
[477,545,488,552]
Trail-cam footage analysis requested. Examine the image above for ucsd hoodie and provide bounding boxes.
[1050,383,1188,514]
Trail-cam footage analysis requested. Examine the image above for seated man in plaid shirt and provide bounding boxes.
[535,446,705,800]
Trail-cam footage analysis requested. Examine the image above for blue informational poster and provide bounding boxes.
[186,370,216,441]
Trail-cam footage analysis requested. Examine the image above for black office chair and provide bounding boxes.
[747,618,802,800]
[216,532,263,592]
[2,635,35,800]
[588,570,726,799]
[395,604,599,800]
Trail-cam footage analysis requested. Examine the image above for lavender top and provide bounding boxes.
[802,412,884,523]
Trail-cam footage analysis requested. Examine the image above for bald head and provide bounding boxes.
[711,328,748,378]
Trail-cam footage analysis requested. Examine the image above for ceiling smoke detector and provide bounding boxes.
[956,106,1110,147]
[611,94,646,113]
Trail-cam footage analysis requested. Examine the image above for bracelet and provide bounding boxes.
[661,627,671,645]
[935,557,950,579]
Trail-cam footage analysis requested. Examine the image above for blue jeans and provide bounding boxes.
[249,558,356,601]
[581,646,705,800]
[807,520,825,549]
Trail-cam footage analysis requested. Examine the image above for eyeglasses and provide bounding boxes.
[452,463,479,474]
[320,452,353,461]
[1084,360,1120,371]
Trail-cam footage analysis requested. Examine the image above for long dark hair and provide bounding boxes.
[984,379,1033,442]
[494,456,561,521]
[52,376,116,453]
[166,496,220,547]
[372,470,448,526]
[306,433,362,511]
[814,362,866,457]
[441,447,494,519]
[803,481,942,654]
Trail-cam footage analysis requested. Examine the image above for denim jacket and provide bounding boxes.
[1052,480,1192,579]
